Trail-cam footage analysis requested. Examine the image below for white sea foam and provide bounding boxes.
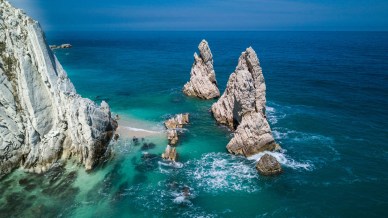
[248,151,313,171]
[173,195,189,204]
[186,153,260,193]
[123,126,161,133]
[266,105,287,125]
[158,161,183,169]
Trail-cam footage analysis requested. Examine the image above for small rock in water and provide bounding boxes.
[255,154,282,176]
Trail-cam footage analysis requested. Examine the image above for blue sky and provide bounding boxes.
[8,0,388,31]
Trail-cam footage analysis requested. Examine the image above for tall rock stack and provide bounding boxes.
[183,40,220,99]
[211,47,278,157]
[0,1,117,177]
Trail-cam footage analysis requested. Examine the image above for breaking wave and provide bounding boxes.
[186,153,260,193]
[248,151,313,171]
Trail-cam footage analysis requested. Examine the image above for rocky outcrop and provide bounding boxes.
[161,145,177,161]
[256,154,282,175]
[0,1,116,177]
[49,44,72,50]
[164,113,189,130]
[211,47,278,157]
[166,129,178,145]
[183,40,220,99]
[161,113,189,161]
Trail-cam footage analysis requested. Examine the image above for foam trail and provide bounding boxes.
[122,126,161,133]
[158,161,184,169]
[248,151,313,171]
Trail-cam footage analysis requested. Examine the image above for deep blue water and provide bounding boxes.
[1,31,387,217]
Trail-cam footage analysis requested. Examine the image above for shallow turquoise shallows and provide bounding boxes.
[0,31,387,217]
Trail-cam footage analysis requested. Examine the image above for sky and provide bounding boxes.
[7,0,388,31]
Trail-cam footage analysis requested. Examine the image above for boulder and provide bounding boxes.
[183,40,220,99]
[255,154,282,176]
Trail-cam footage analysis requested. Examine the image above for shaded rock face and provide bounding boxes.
[211,47,276,157]
[183,40,220,99]
[162,113,189,162]
[0,1,116,177]
[255,154,282,176]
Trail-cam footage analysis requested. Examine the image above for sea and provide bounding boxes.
[0,31,387,217]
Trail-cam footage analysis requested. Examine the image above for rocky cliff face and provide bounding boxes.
[211,47,277,157]
[183,40,220,99]
[0,1,116,177]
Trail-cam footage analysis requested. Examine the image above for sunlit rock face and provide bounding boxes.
[0,0,117,177]
[183,40,220,99]
[211,47,277,157]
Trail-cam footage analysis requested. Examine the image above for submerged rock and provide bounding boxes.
[0,1,117,177]
[211,47,277,157]
[183,40,220,99]
[141,142,156,151]
[256,154,282,176]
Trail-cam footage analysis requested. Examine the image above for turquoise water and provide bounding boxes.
[1,31,387,217]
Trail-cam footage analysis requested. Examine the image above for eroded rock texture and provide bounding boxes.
[183,40,220,99]
[161,113,189,161]
[211,47,277,157]
[0,1,116,177]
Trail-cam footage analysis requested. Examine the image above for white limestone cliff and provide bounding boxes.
[211,47,278,157]
[0,0,117,177]
[183,40,220,99]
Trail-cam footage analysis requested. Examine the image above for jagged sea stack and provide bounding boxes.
[183,40,220,99]
[0,1,116,177]
[162,113,189,161]
[211,47,278,157]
